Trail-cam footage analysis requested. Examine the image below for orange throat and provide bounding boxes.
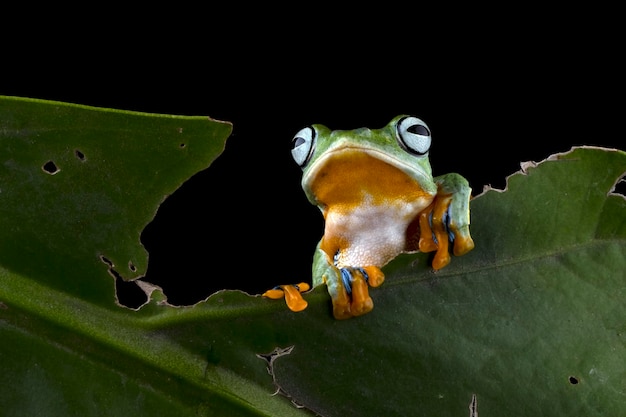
[309,150,435,267]
[310,150,431,209]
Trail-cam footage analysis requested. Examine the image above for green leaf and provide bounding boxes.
[1,96,625,416]
[0,96,232,307]
[263,147,626,416]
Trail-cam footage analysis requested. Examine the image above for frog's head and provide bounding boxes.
[291,115,437,208]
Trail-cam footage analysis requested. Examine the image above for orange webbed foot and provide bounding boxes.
[326,267,382,319]
[417,192,474,271]
[418,198,451,269]
[263,282,310,312]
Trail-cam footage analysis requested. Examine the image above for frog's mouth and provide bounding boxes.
[304,146,434,208]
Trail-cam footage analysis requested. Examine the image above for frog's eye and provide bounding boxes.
[396,116,431,156]
[291,126,316,167]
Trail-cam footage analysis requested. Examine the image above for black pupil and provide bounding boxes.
[292,137,305,149]
[408,124,430,136]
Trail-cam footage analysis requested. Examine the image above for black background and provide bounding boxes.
[3,10,622,306]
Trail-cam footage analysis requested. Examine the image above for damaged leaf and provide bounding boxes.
[1,97,625,417]
[259,146,626,416]
[0,96,232,307]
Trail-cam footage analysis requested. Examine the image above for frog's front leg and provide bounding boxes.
[418,173,475,270]
[313,243,385,320]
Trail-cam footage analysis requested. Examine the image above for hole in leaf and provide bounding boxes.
[42,160,60,175]
[469,394,478,417]
[140,139,320,306]
[113,272,148,309]
[99,255,114,268]
[613,177,626,197]
[180,143,186,148]
[569,376,579,385]
[128,261,137,272]
[75,149,86,161]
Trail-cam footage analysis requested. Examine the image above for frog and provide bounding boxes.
[264,115,474,320]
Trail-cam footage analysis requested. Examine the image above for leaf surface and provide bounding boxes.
[265,146,626,416]
[1,97,624,416]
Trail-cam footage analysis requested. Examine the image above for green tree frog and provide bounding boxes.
[264,115,474,320]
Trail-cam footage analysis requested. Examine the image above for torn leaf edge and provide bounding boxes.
[255,346,315,412]
[477,146,625,200]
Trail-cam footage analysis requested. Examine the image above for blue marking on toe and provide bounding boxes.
[340,268,353,295]
[333,250,341,265]
[429,211,438,244]
[443,208,454,243]
[358,267,369,283]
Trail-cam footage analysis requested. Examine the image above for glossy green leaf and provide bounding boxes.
[1,96,625,416]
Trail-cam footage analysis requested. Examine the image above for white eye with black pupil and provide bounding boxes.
[291,126,316,167]
[396,116,431,156]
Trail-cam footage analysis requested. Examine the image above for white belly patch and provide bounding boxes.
[325,197,431,268]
